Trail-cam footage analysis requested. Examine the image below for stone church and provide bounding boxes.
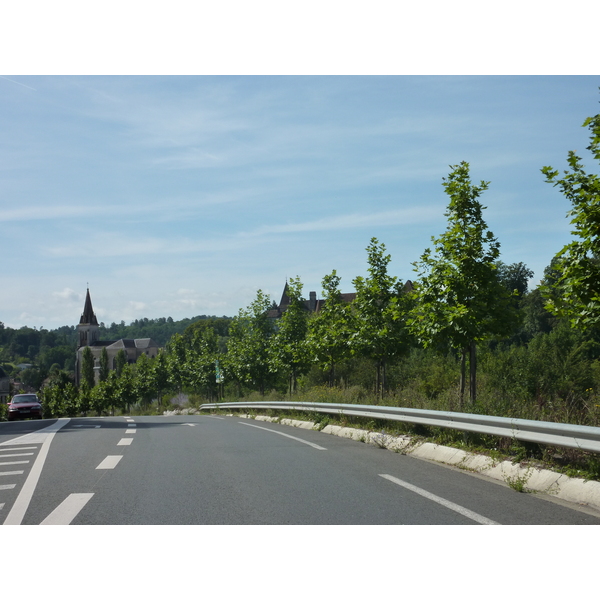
[75,289,161,385]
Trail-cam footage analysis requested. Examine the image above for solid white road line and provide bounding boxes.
[239,422,327,450]
[0,471,25,477]
[379,474,499,525]
[0,453,34,458]
[40,493,94,525]
[2,419,71,526]
[0,484,16,490]
[0,447,37,451]
[96,455,123,469]
[117,438,133,445]
[0,461,30,466]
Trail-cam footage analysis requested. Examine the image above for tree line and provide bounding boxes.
[0,315,230,393]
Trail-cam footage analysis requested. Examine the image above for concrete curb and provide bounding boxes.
[242,414,600,512]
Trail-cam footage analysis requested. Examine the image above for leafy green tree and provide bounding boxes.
[99,347,110,382]
[134,352,156,407]
[226,290,276,395]
[115,349,127,378]
[116,363,139,413]
[20,365,47,391]
[352,238,413,401]
[269,277,310,396]
[410,162,518,406]
[78,382,92,415]
[307,271,354,387]
[38,345,74,372]
[152,350,170,407]
[541,105,600,328]
[81,346,95,389]
[90,372,117,415]
[186,326,220,399]
[496,261,534,300]
[40,371,78,418]
[166,333,187,393]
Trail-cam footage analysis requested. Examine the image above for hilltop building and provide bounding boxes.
[266,280,413,320]
[75,289,161,385]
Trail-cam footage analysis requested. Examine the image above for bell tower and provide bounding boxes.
[78,288,100,348]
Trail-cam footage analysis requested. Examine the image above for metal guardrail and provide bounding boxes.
[200,401,600,454]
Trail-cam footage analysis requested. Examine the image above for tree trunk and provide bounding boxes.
[469,341,477,405]
[459,347,467,410]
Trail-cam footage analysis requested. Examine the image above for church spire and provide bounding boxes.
[80,288,99,326]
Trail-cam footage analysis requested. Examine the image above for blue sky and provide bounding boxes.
[1,75,599,329]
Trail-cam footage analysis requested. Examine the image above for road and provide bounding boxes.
[1,414,600,525]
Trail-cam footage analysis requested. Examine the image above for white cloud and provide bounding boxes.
[244,206,443,237]
[52,288,82,302]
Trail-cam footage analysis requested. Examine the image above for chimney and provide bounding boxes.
[309,291,317,312]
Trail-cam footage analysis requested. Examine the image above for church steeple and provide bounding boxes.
[80,288,99,326]
[78,288,99,348]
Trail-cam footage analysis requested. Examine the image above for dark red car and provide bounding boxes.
[7,394,43,421]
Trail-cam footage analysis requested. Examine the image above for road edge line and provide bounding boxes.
[2,419,71,525]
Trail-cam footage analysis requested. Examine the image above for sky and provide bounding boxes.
[1,3,599,332]
[1,75,599,330]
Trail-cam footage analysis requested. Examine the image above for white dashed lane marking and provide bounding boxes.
[96,455,123,470]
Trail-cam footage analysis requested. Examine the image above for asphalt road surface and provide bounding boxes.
[2,414,600,525]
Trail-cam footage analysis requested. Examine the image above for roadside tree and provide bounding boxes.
[269,277,310,396]
[226,290,276,395]
[541,105,600,328]
[307,271,354,387]
[410,162,518,406]
[81,346,95,389]
[352,238,413,401]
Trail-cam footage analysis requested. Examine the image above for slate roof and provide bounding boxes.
[107,339,137,349]
[134,338,159,349]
